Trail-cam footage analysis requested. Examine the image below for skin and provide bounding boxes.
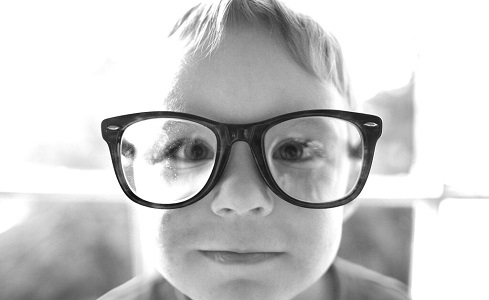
[138,25,349,300]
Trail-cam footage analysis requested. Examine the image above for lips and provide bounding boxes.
[200,250,283,264]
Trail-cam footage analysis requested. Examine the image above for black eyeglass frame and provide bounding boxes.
[101,110,382,209]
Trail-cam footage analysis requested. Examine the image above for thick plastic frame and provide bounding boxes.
[101,110,382,209]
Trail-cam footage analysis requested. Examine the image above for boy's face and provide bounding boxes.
[140,25,347,300]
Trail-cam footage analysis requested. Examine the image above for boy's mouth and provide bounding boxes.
[200,250,283,264]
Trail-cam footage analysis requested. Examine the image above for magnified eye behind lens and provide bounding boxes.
[120,118,218,205]
[265,116,364,204]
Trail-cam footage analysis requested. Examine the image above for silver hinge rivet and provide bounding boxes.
[107,125,120,131]
[364,122,378,127]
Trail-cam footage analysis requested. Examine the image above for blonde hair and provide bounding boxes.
[169,0,352,104]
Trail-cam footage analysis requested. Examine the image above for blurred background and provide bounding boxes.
[0,0,488,299]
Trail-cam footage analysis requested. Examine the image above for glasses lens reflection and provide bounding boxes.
[121,119,217,204]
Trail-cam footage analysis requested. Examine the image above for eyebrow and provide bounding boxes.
[160,120,200,135]
[274,117,344,138]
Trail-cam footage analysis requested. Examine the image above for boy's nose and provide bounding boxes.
[210,142,274,218]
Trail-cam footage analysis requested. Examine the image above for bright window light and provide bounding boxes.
[412,199,489,300]
[0,199,30,235]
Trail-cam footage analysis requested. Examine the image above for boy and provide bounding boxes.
[100,0,410,299]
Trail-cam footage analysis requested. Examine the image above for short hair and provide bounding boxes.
[169,0,352,105]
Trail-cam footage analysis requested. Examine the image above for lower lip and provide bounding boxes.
[201,251,282,265]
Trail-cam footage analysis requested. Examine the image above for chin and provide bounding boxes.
[188,280,295,300]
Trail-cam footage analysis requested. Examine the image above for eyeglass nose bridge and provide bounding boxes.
[216,123,271,194]
[226,124,256,144]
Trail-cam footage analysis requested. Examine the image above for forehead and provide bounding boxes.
[165,25,346,123]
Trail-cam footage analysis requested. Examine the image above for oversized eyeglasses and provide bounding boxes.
[101,110,382,209]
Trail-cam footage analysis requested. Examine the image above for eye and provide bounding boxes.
[148,138,214,167]
[272,139,326,164]
[273,140,306,161]
[167,139,212,161]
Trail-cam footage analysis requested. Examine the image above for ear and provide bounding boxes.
[343,200,359,222]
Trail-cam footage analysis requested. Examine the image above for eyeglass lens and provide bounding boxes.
[120,117,363,205]
[264,117,363,203]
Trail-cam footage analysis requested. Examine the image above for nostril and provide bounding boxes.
[250,207,264,214]
[213,203,270,217]
[215,207,233,216]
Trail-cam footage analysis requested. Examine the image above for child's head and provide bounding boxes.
[102,0,382,299]
[166,0,352,108]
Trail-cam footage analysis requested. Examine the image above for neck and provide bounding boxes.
[292,270,337,300]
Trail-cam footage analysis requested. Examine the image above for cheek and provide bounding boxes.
[135,207,186,275]
[138,204,209,284]
[291,207,344,275]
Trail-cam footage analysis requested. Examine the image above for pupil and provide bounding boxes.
[186,143,206,160]
[281,144,302,160]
